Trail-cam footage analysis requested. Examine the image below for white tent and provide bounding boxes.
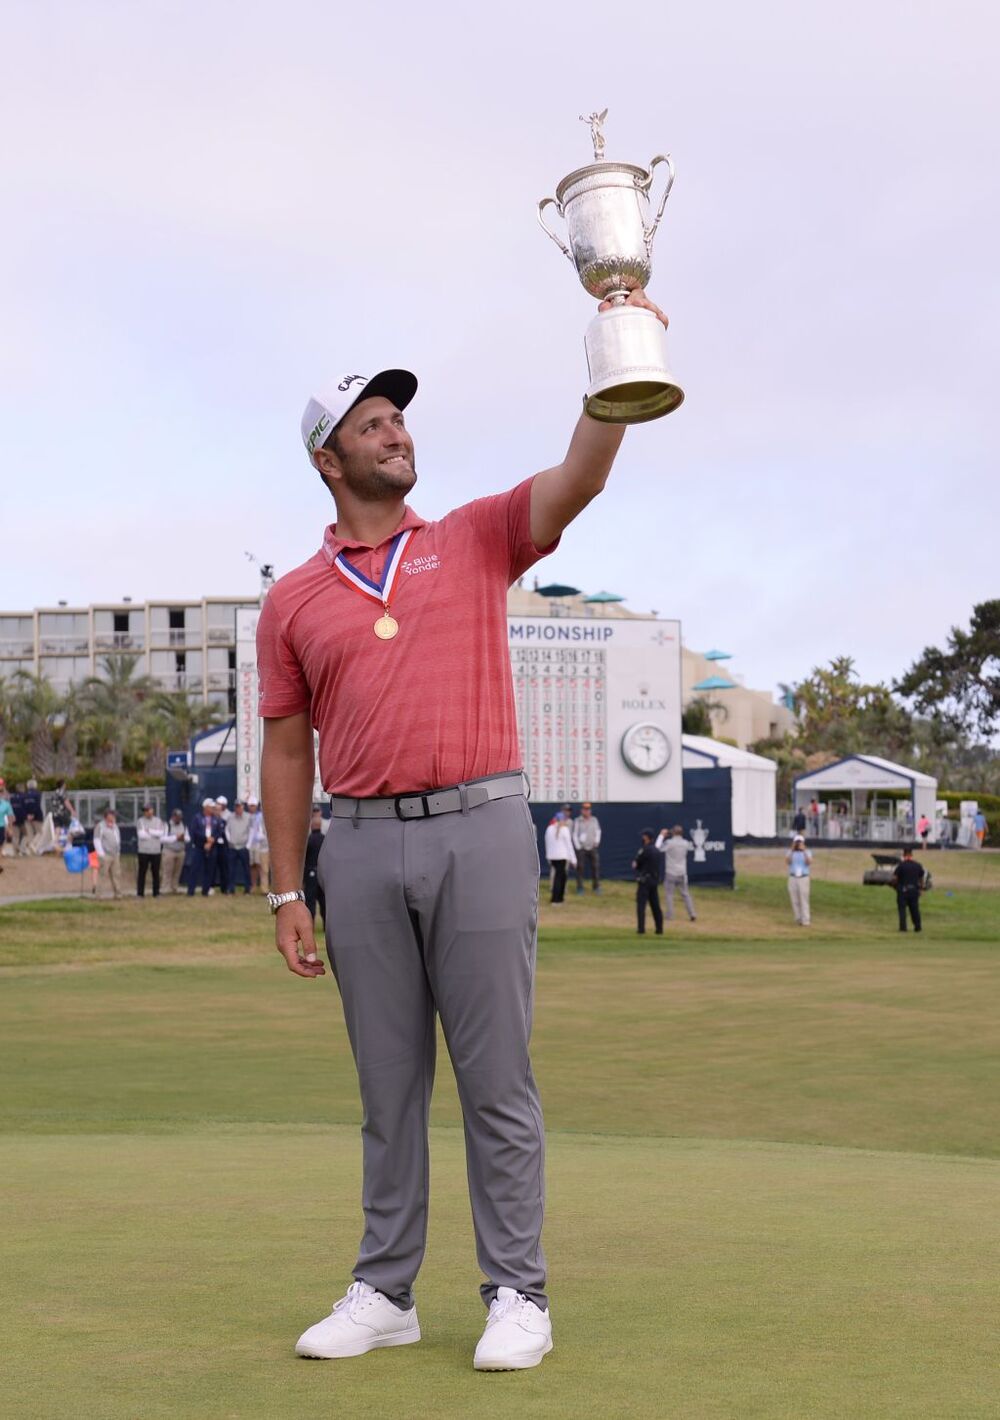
[190,721,237,767]
[682,734,777,838]
[793,755,938,838]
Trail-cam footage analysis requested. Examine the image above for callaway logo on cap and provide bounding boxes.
[301,368,418,460]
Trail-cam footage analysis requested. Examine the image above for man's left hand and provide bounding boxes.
[598,288,668,329]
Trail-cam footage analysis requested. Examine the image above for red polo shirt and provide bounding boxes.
[256,477,555,796]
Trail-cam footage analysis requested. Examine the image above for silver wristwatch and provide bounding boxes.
[267,889,306,914]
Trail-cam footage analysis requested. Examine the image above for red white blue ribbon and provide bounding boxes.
[332,528,414,613]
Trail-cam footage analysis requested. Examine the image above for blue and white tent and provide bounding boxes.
[792,755,937,835]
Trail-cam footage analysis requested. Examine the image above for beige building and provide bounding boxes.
[0,597,259,711]
[2,581,794,747]
[681,647,795,749]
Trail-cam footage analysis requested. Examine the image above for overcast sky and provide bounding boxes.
[3,0,996,700]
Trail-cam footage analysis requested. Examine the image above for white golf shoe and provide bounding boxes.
[294,1281,420,1359]
[473,1287,553,1371]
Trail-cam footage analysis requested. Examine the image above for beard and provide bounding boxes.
[338,451,417,502]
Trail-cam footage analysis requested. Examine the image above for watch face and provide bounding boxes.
[621,722,671,775]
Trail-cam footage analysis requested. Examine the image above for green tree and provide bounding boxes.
[7,672,76,778]
[138,691,217,777]
[747,734,810,804]
[681,699,716,737]
[78,655,156,774]
[895,600,1000,741]
[793,655,914,761]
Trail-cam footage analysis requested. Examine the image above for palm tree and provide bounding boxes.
[682,696,729,737]
[78,654,157,773]
[0,674,11,765]
[8,672,71,778]
[776,681,798,714]
[138,690,217,777]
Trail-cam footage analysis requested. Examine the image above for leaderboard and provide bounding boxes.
[511,643,608,802]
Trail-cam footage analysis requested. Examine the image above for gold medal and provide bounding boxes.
[373,613,399,640]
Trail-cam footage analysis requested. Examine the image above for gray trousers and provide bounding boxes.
[664,874,695,920]
[317,794,547,1311]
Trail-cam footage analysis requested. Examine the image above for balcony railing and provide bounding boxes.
[206,669,236,691]
[149,672,204,693]
[206,625,236,644]
[38,636,91,655]
[0,639,35,657]
[149,628,201,649]
[94,632,146,652]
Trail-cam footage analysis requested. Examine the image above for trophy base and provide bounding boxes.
[583,305,684,424]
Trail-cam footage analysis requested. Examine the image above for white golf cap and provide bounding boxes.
[216,796,228,806]
[202,798,215,808]
[301,369,418,460]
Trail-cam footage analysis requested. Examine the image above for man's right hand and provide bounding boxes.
[275,901,326,978]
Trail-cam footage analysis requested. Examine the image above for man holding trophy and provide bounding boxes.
[256,112,680,1374]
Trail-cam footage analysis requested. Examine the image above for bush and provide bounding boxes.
[936,790,1000,817]
[28,772,165,792]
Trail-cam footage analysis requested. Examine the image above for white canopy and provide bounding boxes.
[793,754,938,832]
[682,734,777,837]
[190,721,237,766]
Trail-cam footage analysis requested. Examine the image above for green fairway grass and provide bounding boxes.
[2,850,998,1418]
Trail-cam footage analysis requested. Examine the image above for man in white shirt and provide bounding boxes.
[247,797,270,893]
[161,810,189,895]
[572,802,602,894]
[94,810,123,900]
[226,801,253,894]
[136,804,166,898]
[655,825,697,922]
[543,812,576,904]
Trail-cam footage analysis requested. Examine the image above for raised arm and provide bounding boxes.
[261,711,325,979]
[529,289,669,548]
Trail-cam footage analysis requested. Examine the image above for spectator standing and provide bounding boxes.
[303,809,327,925]
[791,806,807,835]
[973,809,988,849]
[655,825,697,922]
[8,782,27,855]
[633,829,664,935]
[808,798,820,835]
[543,812,576,904]
[188,799,218,897]
[785,834,812,926]
[916,813,931,848]
[136,804,166,897]
[0,781,13,860]
[226,801,252,894]
[21,780,43,854]
[572,802,602,893]
[247,797,270,892]
[213,797,231,894]
[52,780,75,829]
[94,810,123,899]
[161,810,188,894]
[891,846,926,932]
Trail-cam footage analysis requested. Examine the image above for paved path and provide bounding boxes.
[0,892,93,907]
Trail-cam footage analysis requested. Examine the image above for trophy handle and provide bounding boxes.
[641,154,676,252]
[537,197,575,266]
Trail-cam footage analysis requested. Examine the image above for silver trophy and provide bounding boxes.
[538,110,684,423]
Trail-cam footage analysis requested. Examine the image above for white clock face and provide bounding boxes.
[621,722,671,775]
